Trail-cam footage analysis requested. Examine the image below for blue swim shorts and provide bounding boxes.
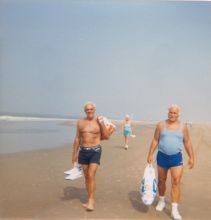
[124,129,132,137]
[78,145,102,165]
[157,151,183,170]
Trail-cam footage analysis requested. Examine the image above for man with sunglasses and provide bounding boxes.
[72,101,111,211]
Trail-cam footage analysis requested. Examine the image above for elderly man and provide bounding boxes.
[72,101,112,211]
[147,104,194,220]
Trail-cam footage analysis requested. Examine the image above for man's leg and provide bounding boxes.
[170,166,183,202]
[156,165,168,211]
[82,164,89,207]
[158,165,168,196]
[86,163,98,210]
[170,166,183,220]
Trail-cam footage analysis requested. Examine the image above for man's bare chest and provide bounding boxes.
[79,121,100,134]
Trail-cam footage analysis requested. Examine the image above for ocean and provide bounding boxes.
[0,116,76,154]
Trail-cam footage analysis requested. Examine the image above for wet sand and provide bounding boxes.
[0,123,211,219]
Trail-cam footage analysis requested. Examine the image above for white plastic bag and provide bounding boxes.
[140,164,157,205]
[64,163,83,180]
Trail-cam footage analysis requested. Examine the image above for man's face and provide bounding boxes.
[84,104,95,119]
[168,107,179,122]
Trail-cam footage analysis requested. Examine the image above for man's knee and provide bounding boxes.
[171,177,181,187]
[88,172,96,180]
[83,175,89,185]
[158,176,167,185]
[83,169,89,180]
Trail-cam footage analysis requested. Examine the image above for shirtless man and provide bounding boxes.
[72,102,111,211]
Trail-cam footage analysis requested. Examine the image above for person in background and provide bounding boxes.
[123,114,135,149]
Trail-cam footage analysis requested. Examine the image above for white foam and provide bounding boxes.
[0,115,160,124]
[0,115,70,122]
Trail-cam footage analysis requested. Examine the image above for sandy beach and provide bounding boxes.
[0,122,211,219]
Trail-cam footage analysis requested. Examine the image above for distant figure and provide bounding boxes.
[123,115,135,149]
[72,102,112,211]
[188,121,193,127]
[147,104,194,220]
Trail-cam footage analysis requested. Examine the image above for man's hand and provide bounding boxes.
[97,116,111,140]
[97,116,104,124]
[187,158,194,169]
[72,153,78,164]
[147,154,154,164]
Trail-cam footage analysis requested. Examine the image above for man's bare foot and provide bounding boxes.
[86,199,94,211]
[82,203,88,209]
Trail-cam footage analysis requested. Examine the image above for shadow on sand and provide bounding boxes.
[152,196,172,218]
[61,186,87,203]
[128,190,149,213]
[113,145,126,149]
[129,191,172,218]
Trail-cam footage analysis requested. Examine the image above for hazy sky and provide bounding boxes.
[0,1,211,122]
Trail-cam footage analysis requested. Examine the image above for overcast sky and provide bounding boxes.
[0,1,211,122]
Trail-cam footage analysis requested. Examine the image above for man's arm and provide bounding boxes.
[72,121,81,164]
[183,124,194,169]
[147,122,161,164]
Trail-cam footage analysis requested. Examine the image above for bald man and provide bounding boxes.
[147,104,194,220]
[72,102,111,211]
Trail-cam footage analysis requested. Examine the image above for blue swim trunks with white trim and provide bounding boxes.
[157,151,183,170]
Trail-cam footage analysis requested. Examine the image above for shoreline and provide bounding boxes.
[1,115,211,125]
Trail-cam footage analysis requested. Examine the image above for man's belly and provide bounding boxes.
[80,135,101,147]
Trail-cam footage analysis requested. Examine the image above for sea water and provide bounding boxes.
[0,117,76,154]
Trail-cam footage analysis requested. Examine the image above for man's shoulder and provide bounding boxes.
[77,118,98,125]
[156,121,164,131]
[77,118,85,125]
